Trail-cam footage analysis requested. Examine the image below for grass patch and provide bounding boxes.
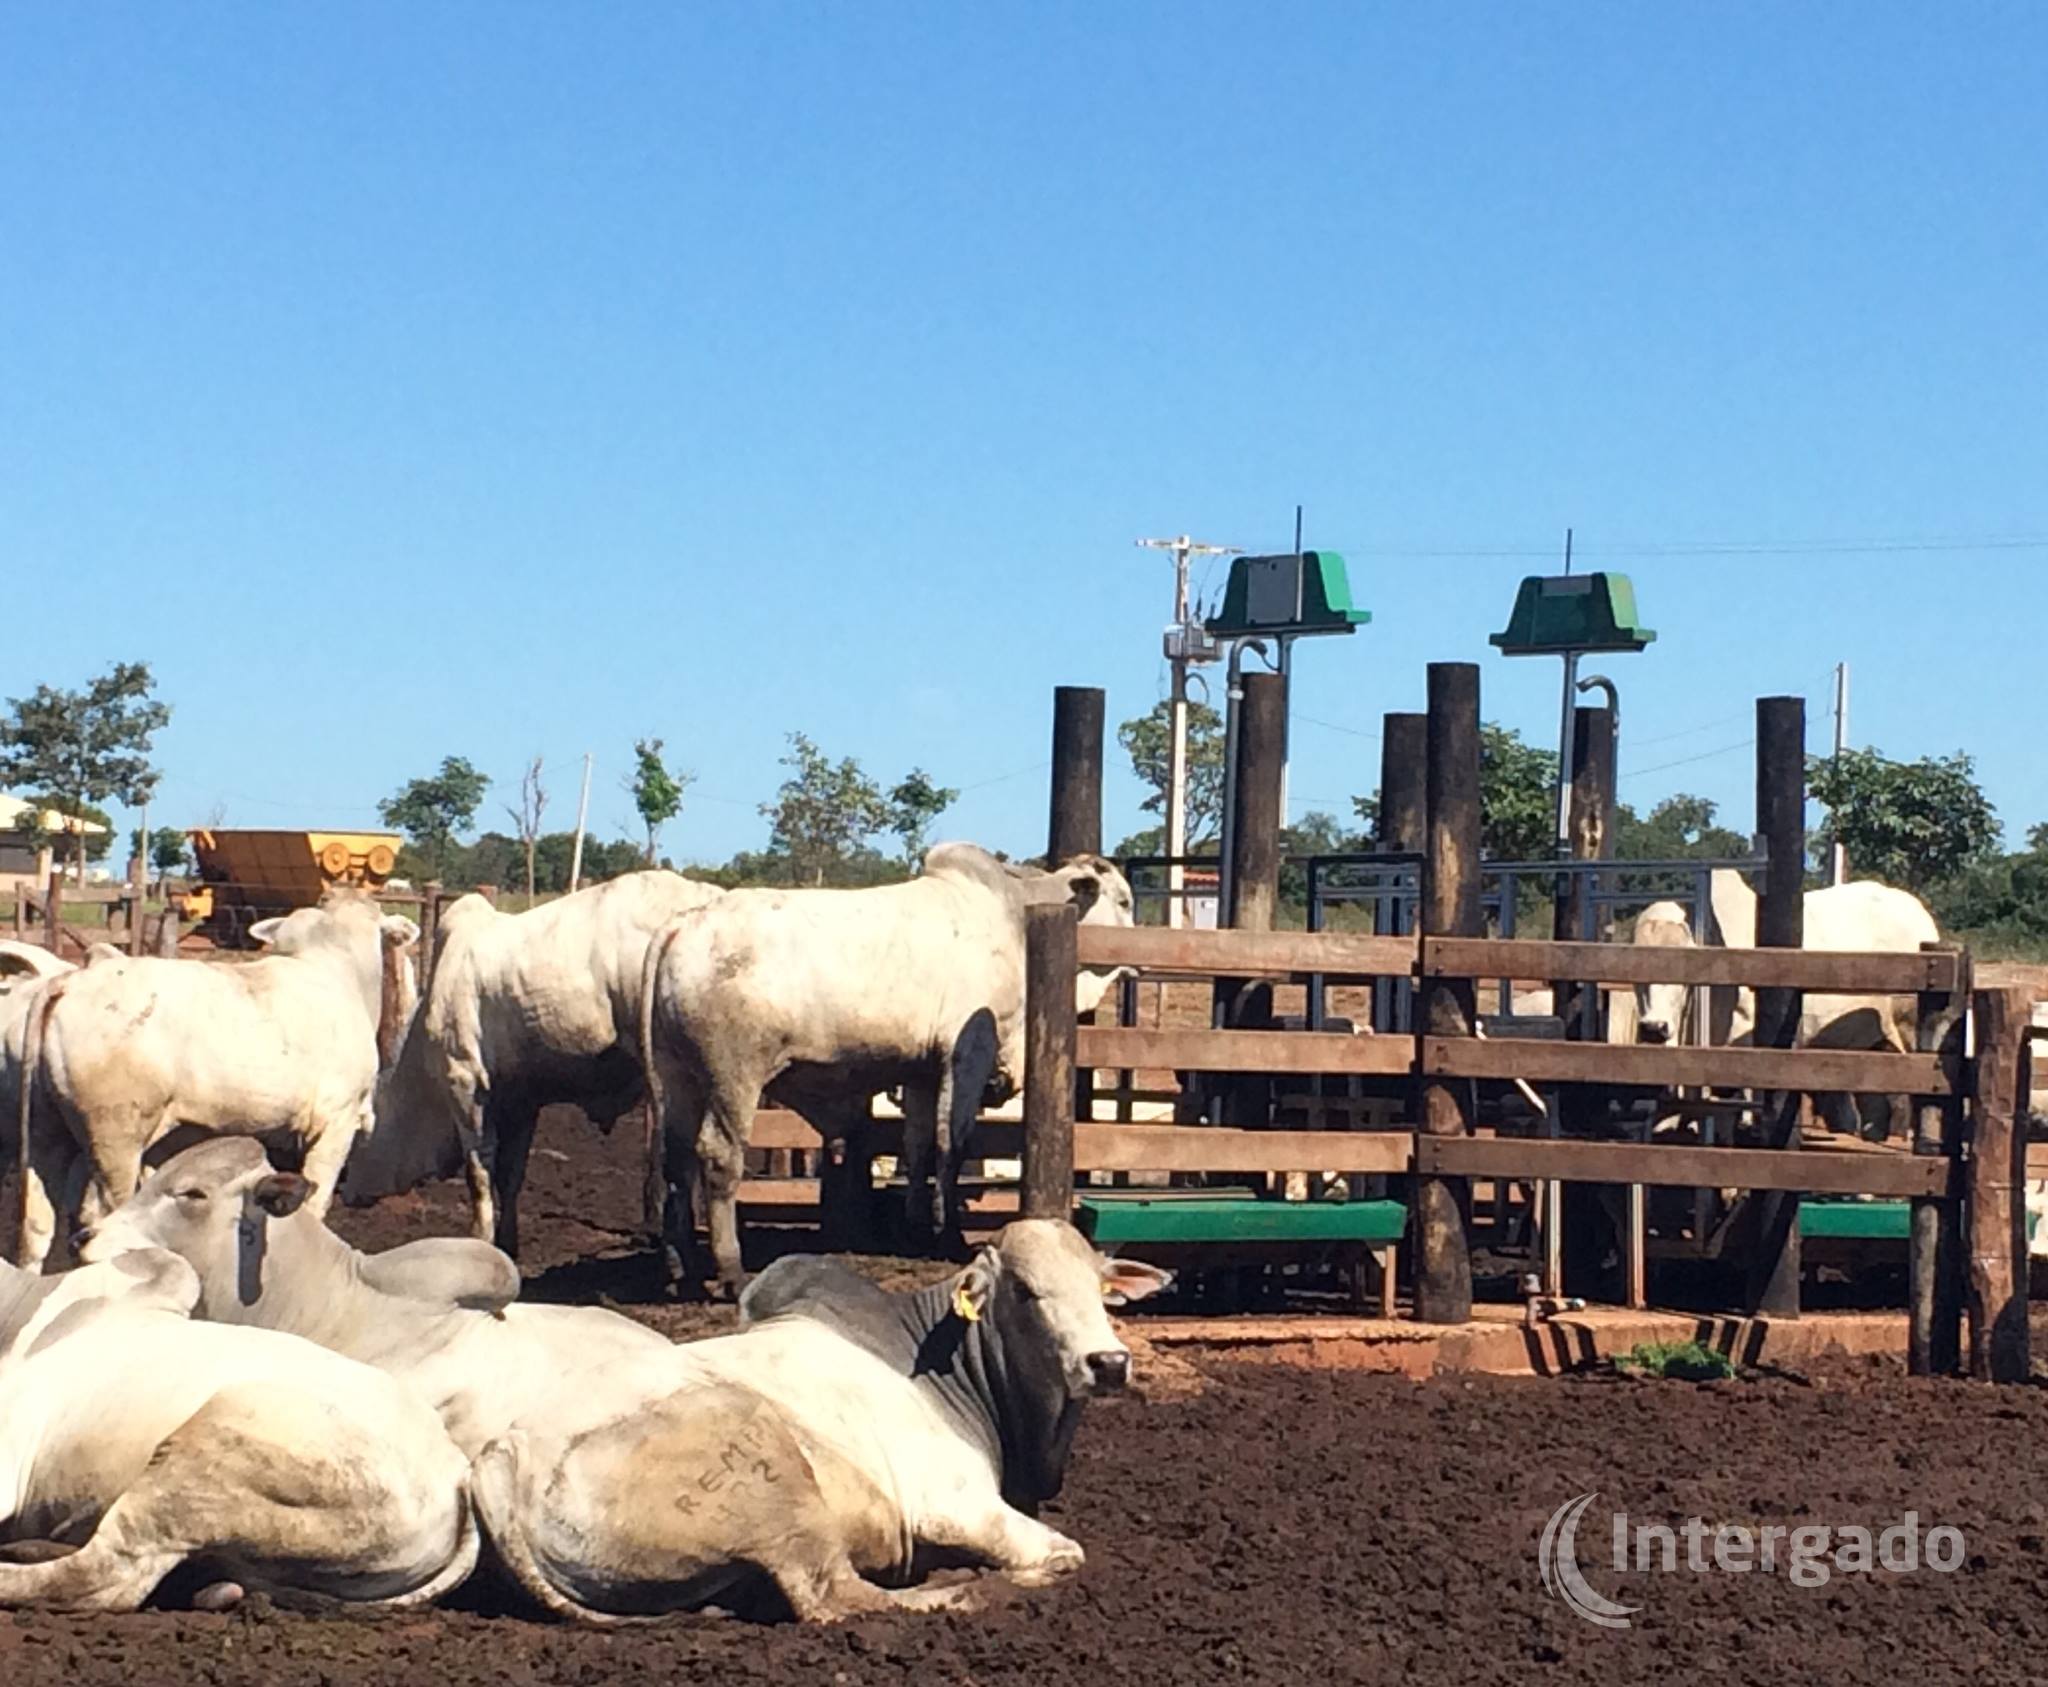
[1617,1338,1737,1382]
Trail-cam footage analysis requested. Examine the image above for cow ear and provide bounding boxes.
[1064,870,1102,917]
[252,1172,311,1218]
[1101,1255,1173,1308]
[950,1248,1000,1324]
[247,918,284,947]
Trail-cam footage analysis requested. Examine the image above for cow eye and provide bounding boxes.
[176,1189,208,1204]
[1015,1281,1041,1304]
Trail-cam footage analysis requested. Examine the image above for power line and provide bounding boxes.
[1322,533,2048,560]
[1620,739,1755,781]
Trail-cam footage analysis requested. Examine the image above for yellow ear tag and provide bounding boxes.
[953,1283,981,1324]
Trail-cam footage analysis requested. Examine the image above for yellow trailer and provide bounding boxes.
[181,829,402,945]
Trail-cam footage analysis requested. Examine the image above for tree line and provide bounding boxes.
[4,663,2045,958]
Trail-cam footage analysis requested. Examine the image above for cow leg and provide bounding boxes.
[805,1098,876,1253]
[487,1097,539,1259]
[919,1501,1086,1587]
[898,1078,940,1248]
[296,1100,370,1223]
[697,1087,752,1302]
[652,1070,712,1296]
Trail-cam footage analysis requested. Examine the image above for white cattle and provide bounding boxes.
[344,870,723,1256]
[0,1246,474,1612]
[0,946,73,1197]
[81,1137,672,1458]
[637,844,1134,1297]
[473,1221,1170,1623]
[1631,874,1941,1137]
[13,892,416,1267]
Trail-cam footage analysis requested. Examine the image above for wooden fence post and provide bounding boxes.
[1376,712,1428,855]
[1414,661,1479,1324]
[12,886,23,937]
[128,842,148,958]
[1210,670,1287,1124]
[420,882,443,997]
[1909,942,1967,1375]
[1745,696,1806,1317]
[1021,903,1079,1219]
[43,871,62,959]
[1556,704,1625,1300]
[1966,985,2031,1382]
[1047,686,1105,864]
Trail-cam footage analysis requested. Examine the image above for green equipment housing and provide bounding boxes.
[1205,551,1370,639]
[1489,571,1655,656]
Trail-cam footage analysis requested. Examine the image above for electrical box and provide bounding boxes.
[1489,572,1655,656]
[1205,551,1370,639]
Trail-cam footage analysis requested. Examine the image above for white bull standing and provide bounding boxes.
[14,892,416,1267]
[1630,871,1941,1138]
[637,843,1133,1298]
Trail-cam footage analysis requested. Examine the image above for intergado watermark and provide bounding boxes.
[1538,1491,1967,1629]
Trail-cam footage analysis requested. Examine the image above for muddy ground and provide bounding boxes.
[9,1109,2048,1684]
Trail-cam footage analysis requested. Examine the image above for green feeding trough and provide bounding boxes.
[1489,571,1656,657]
[1206,551,1370,640]
[1077,1189,1407,1246]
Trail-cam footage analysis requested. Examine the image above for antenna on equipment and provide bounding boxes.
[1137,533,1240,927]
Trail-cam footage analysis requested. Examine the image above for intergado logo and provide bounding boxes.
[1537,1493,1639,1630]
[1539,1491,1967,1628]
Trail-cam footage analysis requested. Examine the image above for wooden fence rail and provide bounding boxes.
[1028,907,2032,1378]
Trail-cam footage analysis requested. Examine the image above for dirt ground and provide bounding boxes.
[9,1110,2048,1684]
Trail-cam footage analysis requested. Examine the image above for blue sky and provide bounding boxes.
[4,5,2043,864]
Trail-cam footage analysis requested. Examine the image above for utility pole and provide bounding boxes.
[1830,661,1849,885]
[1138,535,1236,926]
[567,752,594,894]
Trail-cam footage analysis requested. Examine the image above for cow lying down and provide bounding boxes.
[0,1249,475,1613]
[473,1223,1170,1622]
[77,1137,672,1459]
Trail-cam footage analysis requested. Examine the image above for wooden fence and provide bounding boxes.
[1018,912,2034,1380]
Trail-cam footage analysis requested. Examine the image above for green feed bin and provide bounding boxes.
[1077,1189,1407,1246]
[1489,571,1655,656]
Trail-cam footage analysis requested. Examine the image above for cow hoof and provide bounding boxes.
[192,1581,246,1612]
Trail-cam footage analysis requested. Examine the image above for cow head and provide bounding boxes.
[1631,901,1696,1045]
[249,898,420,1040]
[947,1219,1171,1507]
[75,1137,312,1313]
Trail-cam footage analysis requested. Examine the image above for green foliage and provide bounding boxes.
[1618,1338,1736,1381]
[1351,722,1557,862]
[887,768,959,867]
[378,756,490,880]
[0,662,170,880]
[693,845,905,891]
[1280,810,1365,906]
[1613,793,1750,861]
[630,739,692,864]
[404,829,647,895]
[760,733,894,886]
[1118,700,1226,843]
[1807,747,2001,894]
[1930,829,2048,958]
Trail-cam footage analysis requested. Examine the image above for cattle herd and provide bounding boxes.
[0,843,1167,1621]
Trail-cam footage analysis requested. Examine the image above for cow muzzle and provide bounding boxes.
[1638,1020,1671,1045]
[1084,1349,1131,1395]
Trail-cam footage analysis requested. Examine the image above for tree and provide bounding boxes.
[1807,747,2001,893]
[1118,700,1226,845]
[887,768,959,867]
[1613,794,1751,861]
[630,739,691,865]
[760,733,892,886]
[505,755,548,900]
[378,756,490,881]
[130,824,189,892]
[1351,722,1557,861]
[0,661,170,883]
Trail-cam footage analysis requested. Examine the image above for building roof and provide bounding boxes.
[0,795,109,836]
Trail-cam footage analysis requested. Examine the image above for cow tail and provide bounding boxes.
[14,979,63,1264]
[637,924,684,1237]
